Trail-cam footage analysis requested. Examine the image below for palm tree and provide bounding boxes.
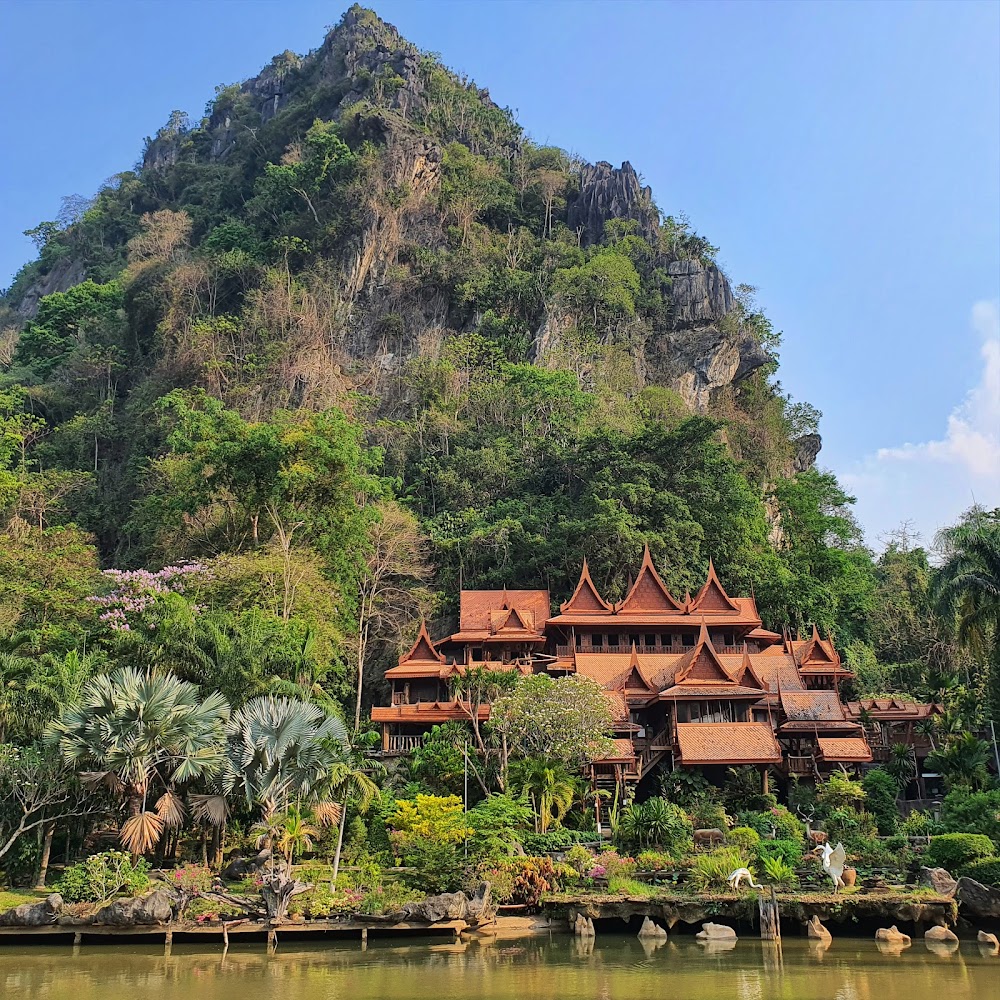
[47,667,230,854]
[516,760,575,833]
[885,743,918,795]
[329,731,384,882]
[927,732,993,791]
[934,508,1000,717]
[224,695,349,812]
[254,805,320,866]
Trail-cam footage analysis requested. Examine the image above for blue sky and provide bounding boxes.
[1,0,997,546]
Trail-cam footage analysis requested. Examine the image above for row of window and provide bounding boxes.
[577,632,741,649]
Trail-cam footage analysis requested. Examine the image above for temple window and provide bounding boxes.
[645,633,656,647]
[592,634,604,649]
[472,648,483,661]
[607,634,619,648]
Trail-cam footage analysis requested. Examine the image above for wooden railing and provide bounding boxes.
[786,755,815,776]
[556,642,746,656]
[387,735,425,753]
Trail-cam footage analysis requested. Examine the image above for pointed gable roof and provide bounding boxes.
[674,621,736,685]
[733,645,766,691]
[560,557,613,614]
[401,620,445,665]
[491,605,536,634]
[689,559,742,614]
[622,642,658,695]
[615,545,684,614]
[796,625,844,670]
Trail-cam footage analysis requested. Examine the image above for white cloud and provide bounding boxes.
[843,300,1000,548]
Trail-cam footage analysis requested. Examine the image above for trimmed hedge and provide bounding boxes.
[961,858,1000,886]
[924,833,995,872]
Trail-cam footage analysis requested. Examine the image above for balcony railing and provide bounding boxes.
[387,735,425,753]
[556,642,746,657]
[786,755,815,776]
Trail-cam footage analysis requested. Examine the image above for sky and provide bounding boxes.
[1,0,997,548]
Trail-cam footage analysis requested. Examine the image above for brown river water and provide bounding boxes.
[0,934,996,1000]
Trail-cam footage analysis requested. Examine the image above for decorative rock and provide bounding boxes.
[696,922,737,943]
[220,849,271,881]
[400,883,495,926]
[94,890,176,926]
[956,877,1000,919]
[573,913,596,938]
[978,930,999,948]
[0,893,63,927]
[875,926,911,946]
[924,925,959,944]
[919,867,958,898]
[807,915,832,945]
[637,916,667,941]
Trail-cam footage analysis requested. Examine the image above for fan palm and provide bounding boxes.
[47,667,230,854]
[224,695,349,811]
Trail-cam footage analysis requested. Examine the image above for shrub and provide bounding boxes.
[474,861,517,903]
[758,839,803,867]
[824,806,878,844]
[687,847,750,890]
[168,863,213,894]
[57,851,151,903]
[500,856,558,906]
[723,766,778,814]
[817,772,867,811]
[940,789,1000,844]
[689,799,731,833]
[615,798,692,853]
[727,827,761,854]
[861,769,900,835]
[961,858,1000,886]
[520,828,583,855]
[761,855,797,886]
[925,833,996,873]
[590,850,636,880]
[564,844,594,876]
[607,876,658,897]
[900,810,934,837]
[770,807,805,841]
[467,794,534,858]
[636,849,672,871]
[396,839,464,894]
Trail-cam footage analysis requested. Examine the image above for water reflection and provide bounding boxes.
[0,934,994,1000]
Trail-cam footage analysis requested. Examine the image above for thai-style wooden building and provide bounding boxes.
[372,546,935,791]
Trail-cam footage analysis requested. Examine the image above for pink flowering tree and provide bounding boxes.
[89,562,207,634]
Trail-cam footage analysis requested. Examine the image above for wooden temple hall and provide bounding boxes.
[372,547,934,791]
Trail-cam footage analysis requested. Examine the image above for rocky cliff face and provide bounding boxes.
[567,161,658,246]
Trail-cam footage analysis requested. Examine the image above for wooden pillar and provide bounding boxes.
[164,928,172,956]
[381,725,389,753]
[761,765,769,796]
[361,926,368,950]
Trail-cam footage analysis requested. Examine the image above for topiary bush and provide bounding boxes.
[727,827,762,855]
[961,858,1000,886]
[925,833,996,873]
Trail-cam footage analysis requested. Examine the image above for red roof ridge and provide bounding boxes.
[615,544,685,614]
[560,557,613,614]
[689,558,742,614]
[623,641,659,693]
[399,620,445,666]
[674,619,736,685]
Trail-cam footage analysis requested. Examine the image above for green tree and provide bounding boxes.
[511,759,575,833]
[47,667,230,854]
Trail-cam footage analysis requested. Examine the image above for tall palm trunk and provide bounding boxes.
[332,798,349,883]
[35,821,55,889]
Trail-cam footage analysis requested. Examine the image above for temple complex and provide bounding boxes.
[372,546,935,794]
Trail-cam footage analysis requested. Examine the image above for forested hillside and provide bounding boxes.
[1,4,997,737]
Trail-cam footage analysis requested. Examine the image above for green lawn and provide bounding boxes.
[0,888,42,912]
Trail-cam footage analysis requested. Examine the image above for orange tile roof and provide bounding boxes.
[779,690,845,722]
[593,738,636,762]
[817,737,872,762]
[560,558,614,614]
[371,702,490,723]
[660,683,767,699]
[845,699,942,720]
[688,560,742,614]
[574,652,678,691]
[676,722,783,764]
[398,620,445,665]
[459,589,550,634]
[615,545,685,614]
[384,663,449,679]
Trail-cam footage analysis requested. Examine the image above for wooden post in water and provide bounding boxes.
[759,886,781,941]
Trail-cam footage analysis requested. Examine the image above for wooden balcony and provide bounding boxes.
[387,734,425,753]
[558,642,745,656]
[785,754,815,776]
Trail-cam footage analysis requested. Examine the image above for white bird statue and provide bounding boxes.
[726,867,763,891]
[816,842,848,890]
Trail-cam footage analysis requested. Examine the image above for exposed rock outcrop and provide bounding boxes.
[919,867,958,899]
[94,889,176,926]
[924,925,959,944]
[573,912,596,938]
[220,849,272,881]
[0,893,63,926]
[792,433,823,473]
[567,161,658,247]
[978,929,999,951]
[14,257,86,320]
[956,877,1000,919]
